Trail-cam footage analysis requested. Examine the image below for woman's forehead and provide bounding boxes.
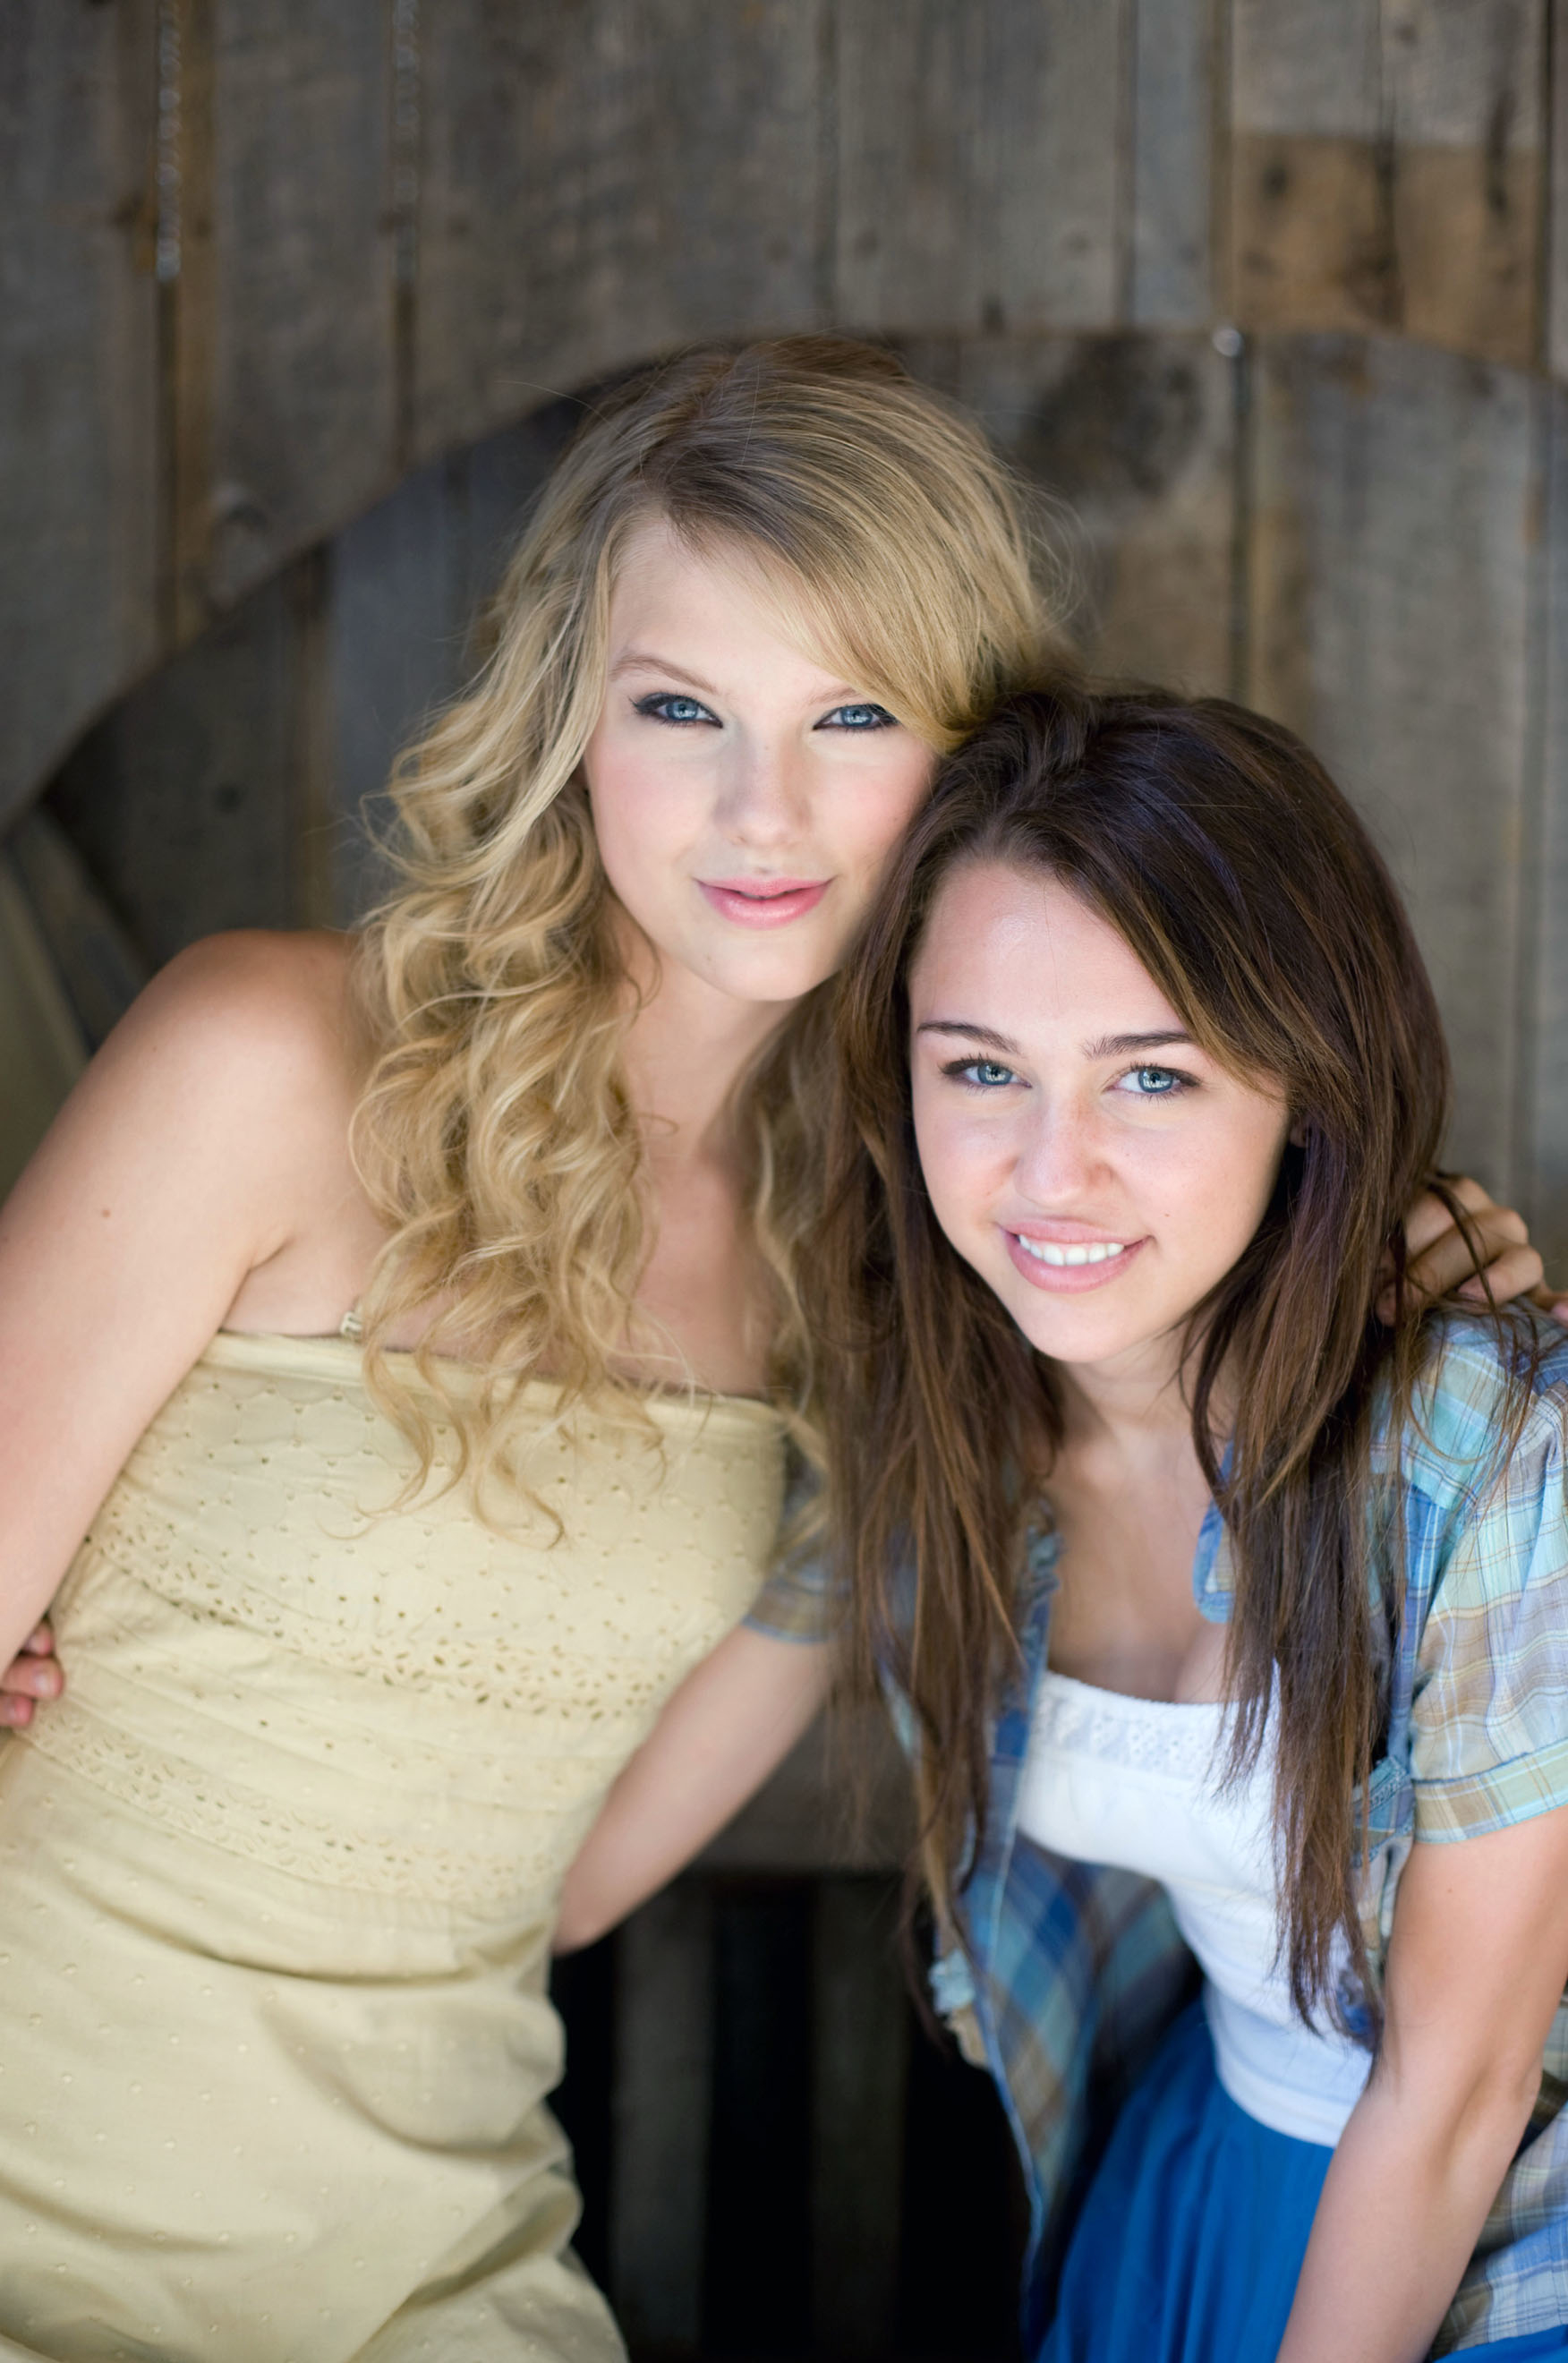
[912,863,1180,1028]
[606,522,850,682]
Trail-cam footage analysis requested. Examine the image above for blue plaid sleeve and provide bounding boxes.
[743,1452,842,1644]
[1407,1333,1568,1841]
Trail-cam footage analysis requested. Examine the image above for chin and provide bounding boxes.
[704,948,840,1005]
[996,1281,1166,1369]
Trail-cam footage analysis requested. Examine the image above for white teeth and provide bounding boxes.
[1014,1237,1128,1267]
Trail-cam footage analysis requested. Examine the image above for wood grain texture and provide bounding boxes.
[1232,0,1546,366]
[1247,331,1542,1193]
[205,0,395,610]
[5,806,148,1053]
[165,0,217,643]
[1232,0,1380,135]
[834,0,1129,334]
[0,1,160,828]
[1130,0,1218,327]
[0,859,87,1201]
[1551,0,1568,379]
[946,331,1238,693]
[414,0,822,465]
[1526,386,1568,1272]
[1384,0,1545,368]
[45,566,318,967]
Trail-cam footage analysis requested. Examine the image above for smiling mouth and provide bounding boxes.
[1013,1238,1127,1268]
[1004,1230,1145,1292]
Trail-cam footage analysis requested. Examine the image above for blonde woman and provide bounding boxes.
[0,337,1541,2361]
[0,337,1052,2361]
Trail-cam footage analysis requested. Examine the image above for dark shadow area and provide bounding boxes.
[551,1874,1024,2363]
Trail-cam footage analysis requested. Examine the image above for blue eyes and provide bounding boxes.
[635,693,716,725]
[942,1059,1192,1098]
[824,703,896,730]
[632,693,897,730]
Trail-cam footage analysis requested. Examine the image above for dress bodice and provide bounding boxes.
[31,1329,786,1926]
[0,1330,788,2360]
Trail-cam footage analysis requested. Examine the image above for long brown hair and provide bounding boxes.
[823,682,1523,2021]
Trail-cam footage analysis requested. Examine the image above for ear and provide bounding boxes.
[1288,1116,1308,1148]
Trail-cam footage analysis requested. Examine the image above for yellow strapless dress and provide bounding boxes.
[0,1331,786,2361]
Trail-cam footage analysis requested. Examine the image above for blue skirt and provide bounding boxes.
[1036,2001,1568,2363]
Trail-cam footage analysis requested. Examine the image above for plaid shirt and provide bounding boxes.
[748,1317,1568,2356]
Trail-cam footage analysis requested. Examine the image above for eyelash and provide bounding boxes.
[634,692,719,727]
[632,692,898,731]
[942,1059,1018,1091]
[1113,1064,1196,1098]
[822,704,897,731]
[939,1059,1197,1098]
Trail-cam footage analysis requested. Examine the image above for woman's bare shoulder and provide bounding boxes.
[0,932,377,1640]
[132,926,362,1058]
[2,929,371,1270]
[100,928,370,1137]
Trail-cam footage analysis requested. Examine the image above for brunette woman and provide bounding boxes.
[822,685,1568,2359]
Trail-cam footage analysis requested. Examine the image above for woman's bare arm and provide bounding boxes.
[554,1623,832,1950]
[0,932,363,1668]
[1278,1804,1568,2363]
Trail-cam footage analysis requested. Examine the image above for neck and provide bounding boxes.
[1055,1331,1206,1458]
[618,926,798,1168]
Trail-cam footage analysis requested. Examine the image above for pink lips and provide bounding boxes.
[1002,1229,1147,1293]
[698,877,829,927]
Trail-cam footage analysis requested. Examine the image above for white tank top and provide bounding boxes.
[1015,1668,1373,2147]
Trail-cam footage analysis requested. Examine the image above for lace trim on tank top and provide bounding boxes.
[1033,1670,1231,1786]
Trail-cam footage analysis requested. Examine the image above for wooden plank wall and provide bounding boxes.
[12,2,1556,784]
[8,1,1564,1264]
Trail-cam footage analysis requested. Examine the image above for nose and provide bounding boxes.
[1012,1096,1104,1202]
[713,734,811,851]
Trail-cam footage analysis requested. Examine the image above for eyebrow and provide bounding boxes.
[611,651,721,697]
[1083,1029,1196,1059]
[916,1020,1021,1054]
[916,1020,1196,1059]
[612,650,863,704]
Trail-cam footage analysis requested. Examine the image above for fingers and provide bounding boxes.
[1403,1174,1496,1260]
[1453,1243,1544,1307]
[1442,1174,1495,1213]
[1411,1212,1530,1303]
[1527,1281,1568,1327]
[0,1631,63,1729]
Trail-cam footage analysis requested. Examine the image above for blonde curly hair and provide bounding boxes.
[350,337,1059,1507]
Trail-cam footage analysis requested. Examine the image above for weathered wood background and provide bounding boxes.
[2,4,1564,2350]
[6,0,1565,1254]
